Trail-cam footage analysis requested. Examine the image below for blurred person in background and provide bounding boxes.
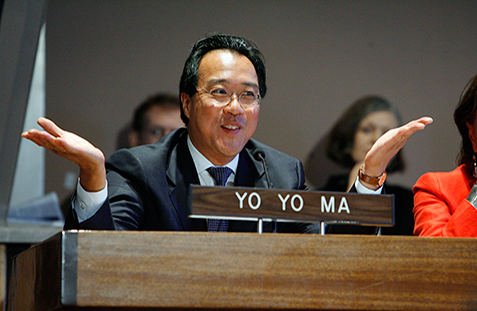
[306,95,414,235]
[116,93,184,149]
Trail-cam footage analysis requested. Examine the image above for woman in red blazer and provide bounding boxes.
[414,75,477,237]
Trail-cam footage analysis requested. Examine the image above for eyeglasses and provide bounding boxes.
[141,126,165,139]
[196,87,261,108]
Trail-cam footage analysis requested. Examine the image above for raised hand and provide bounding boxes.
[362,116,433,190]
[22,117,106,192]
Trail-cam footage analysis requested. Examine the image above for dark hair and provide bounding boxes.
[327,95,405,173]
[454,74,477,177]
[132,93,180,133]
[179,33,267,124]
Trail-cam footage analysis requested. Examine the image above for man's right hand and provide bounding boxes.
[22,117,106,192]
[362,116,433,190]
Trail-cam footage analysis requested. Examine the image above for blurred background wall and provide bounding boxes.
[43,0,477,203]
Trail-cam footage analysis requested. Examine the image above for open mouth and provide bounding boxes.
[222,125,240,131]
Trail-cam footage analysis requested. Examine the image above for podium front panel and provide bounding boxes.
[8,231,477,310]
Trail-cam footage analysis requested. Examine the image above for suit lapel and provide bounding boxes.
[234,147,267,188]
[166,133,207,231]
[228,147,268,232]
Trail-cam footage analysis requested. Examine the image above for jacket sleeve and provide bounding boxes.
[63,191,115,230]
[63,149,147,231]
[413,172,477,237]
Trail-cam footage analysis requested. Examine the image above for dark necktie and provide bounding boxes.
[206,166,232,232]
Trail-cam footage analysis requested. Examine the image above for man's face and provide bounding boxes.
[182,49,260,166]
[138,106,184,145]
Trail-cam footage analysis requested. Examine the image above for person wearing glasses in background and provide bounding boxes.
[116,93,184,150]
[22,34,432,232]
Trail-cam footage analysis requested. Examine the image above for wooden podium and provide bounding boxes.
[7,230,477,310]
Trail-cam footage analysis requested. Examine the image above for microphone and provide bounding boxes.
[252,148,271,189]
[252,147,275,233]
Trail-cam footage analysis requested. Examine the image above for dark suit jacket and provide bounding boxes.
[65,128,319,233]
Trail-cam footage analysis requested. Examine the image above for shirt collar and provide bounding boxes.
[187,134,239,175]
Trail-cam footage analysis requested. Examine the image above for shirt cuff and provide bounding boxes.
[73,178,108,223]
[355,176,383,194]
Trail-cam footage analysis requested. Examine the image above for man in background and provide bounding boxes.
[116,93,184,149]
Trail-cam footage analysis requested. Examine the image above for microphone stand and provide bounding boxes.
[254,150,273,234]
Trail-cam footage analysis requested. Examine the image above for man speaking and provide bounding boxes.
[22,34,432,233]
